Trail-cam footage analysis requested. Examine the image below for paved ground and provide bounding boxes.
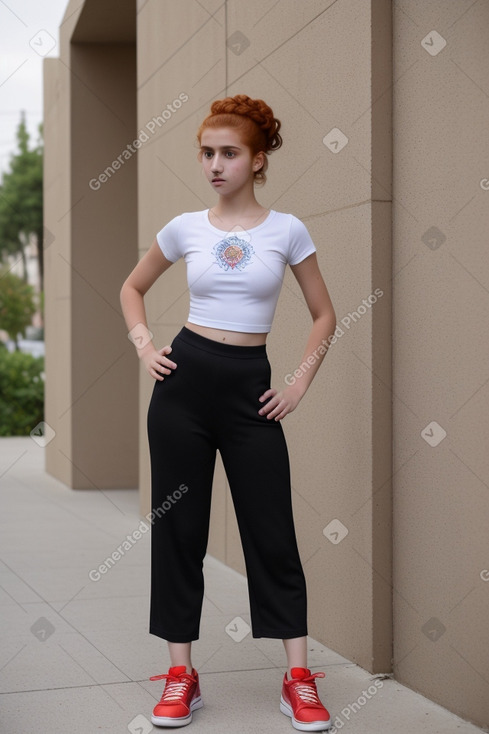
[0,436,485,733]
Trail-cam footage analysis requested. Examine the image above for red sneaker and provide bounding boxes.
[280,667,331,731]
[149,665,203,727]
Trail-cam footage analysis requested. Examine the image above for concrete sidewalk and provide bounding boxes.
[0,436,484,734]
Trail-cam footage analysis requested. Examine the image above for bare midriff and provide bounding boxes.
[185,321,267,346]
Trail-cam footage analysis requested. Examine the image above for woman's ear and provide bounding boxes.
[253,151,266,171]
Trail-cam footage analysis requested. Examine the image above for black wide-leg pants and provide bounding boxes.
[147,326,308,643]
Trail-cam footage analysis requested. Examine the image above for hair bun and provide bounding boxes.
[210,94,282,152]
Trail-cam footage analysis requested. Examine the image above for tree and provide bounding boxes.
[0,267,36,349]
[0,112,44,290]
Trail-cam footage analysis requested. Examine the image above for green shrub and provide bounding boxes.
[0,268,37,349]
[0,349,44,436]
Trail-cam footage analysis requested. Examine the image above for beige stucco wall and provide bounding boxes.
[44,54,72,487]
[392,1,489,721]
[43,0,489,728]
[44,5,138,488]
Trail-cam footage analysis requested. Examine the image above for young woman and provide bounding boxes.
[120,94,336,731]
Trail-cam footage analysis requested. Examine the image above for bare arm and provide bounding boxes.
[286,252,336,396]
[258,252,336,420]
[120,239,177,380]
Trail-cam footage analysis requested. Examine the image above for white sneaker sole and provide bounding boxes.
[280,694,332,731]
[151,696,203,727]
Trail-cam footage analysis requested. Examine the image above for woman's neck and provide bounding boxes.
[212,188,266,219]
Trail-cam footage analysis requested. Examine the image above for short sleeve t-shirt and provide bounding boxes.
[156,208,316,333]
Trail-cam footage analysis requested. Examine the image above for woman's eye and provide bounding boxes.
[204,152,212,158]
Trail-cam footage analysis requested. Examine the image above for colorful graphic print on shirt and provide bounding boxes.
[213,235,254,271]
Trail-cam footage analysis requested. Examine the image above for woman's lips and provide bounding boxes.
[212,178,225,183]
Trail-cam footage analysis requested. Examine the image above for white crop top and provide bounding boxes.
[155,209,316,333]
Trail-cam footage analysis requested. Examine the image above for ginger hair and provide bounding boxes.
[197,94,282,185]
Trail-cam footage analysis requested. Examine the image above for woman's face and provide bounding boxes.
[200,127,263,196]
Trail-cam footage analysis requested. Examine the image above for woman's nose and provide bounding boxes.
[212,155,223,172]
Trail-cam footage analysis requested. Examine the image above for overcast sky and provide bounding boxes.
[0,0,68,176]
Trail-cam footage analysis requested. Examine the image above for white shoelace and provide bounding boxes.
[293,682,320,705]
[161,679,190,702]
